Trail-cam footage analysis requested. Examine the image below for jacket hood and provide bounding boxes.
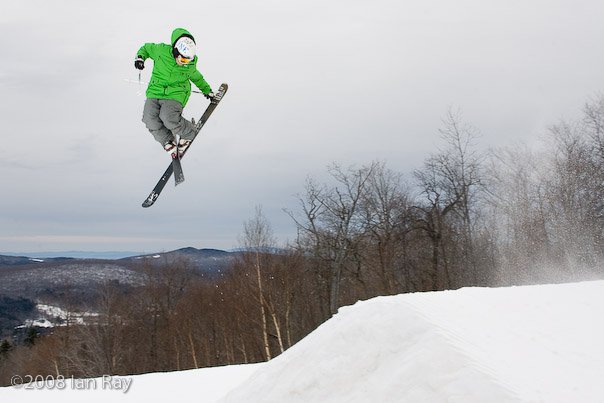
[171,28,195,46]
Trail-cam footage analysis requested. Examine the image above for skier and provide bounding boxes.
[134,28,214,157]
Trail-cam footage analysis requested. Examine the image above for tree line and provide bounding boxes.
[1,96,604,384]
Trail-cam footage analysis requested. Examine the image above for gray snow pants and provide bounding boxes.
[142,98,196,147]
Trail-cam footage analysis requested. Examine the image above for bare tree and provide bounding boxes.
[413,110,486,289]
[546,113,604,270]
[359,162,413,294]
[290,162,378,314]
[241,206,276,360]
[487,145,552,282]
[583,94,604,161]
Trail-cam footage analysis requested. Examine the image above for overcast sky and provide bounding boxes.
[1,0,603,254]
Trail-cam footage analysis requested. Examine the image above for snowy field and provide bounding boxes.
[2,280,603,402]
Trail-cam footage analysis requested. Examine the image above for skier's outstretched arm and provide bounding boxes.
[190,69,213,97]
[135,43,161,61]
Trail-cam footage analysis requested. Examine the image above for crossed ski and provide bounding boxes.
[142,83,228,208]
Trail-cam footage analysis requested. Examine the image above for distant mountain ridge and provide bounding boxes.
[0,247,238,301]
[1,251,144,260]
[0,247,235,262]
[0,255,74,266]
[120,247,238,272]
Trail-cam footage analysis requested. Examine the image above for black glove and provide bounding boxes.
[204,91,215,100]
[134,56,145,70]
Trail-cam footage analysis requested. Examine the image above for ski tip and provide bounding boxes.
[211,83,228,104]
[142,193,159,208]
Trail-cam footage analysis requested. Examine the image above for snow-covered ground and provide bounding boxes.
[0,365,261,403]
[2,281,603,402]
[14,304,100,329]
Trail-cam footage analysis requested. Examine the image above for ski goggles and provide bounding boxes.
[177,55,193,64]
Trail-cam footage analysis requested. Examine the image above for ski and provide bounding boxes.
[142,83,228,208]
[173,154,185,185]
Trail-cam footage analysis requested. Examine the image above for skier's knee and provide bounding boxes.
[142,114,163,131]
[159,111,182,131]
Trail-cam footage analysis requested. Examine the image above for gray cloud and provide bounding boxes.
[1,0,604,252]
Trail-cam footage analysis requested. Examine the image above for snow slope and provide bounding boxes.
[0,364,261,403]
[2,281,604,402]
[221,281,604,403]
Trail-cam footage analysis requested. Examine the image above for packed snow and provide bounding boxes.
[33,304,99,327]
[15,304,99,330]
[2,281,603,402]
[15,319,53,329]
[0,365,261,403]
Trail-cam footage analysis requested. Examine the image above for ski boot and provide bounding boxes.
[164,140,178,158]
[178,138,192,157]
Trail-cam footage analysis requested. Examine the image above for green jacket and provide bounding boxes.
[136,28,212,107]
